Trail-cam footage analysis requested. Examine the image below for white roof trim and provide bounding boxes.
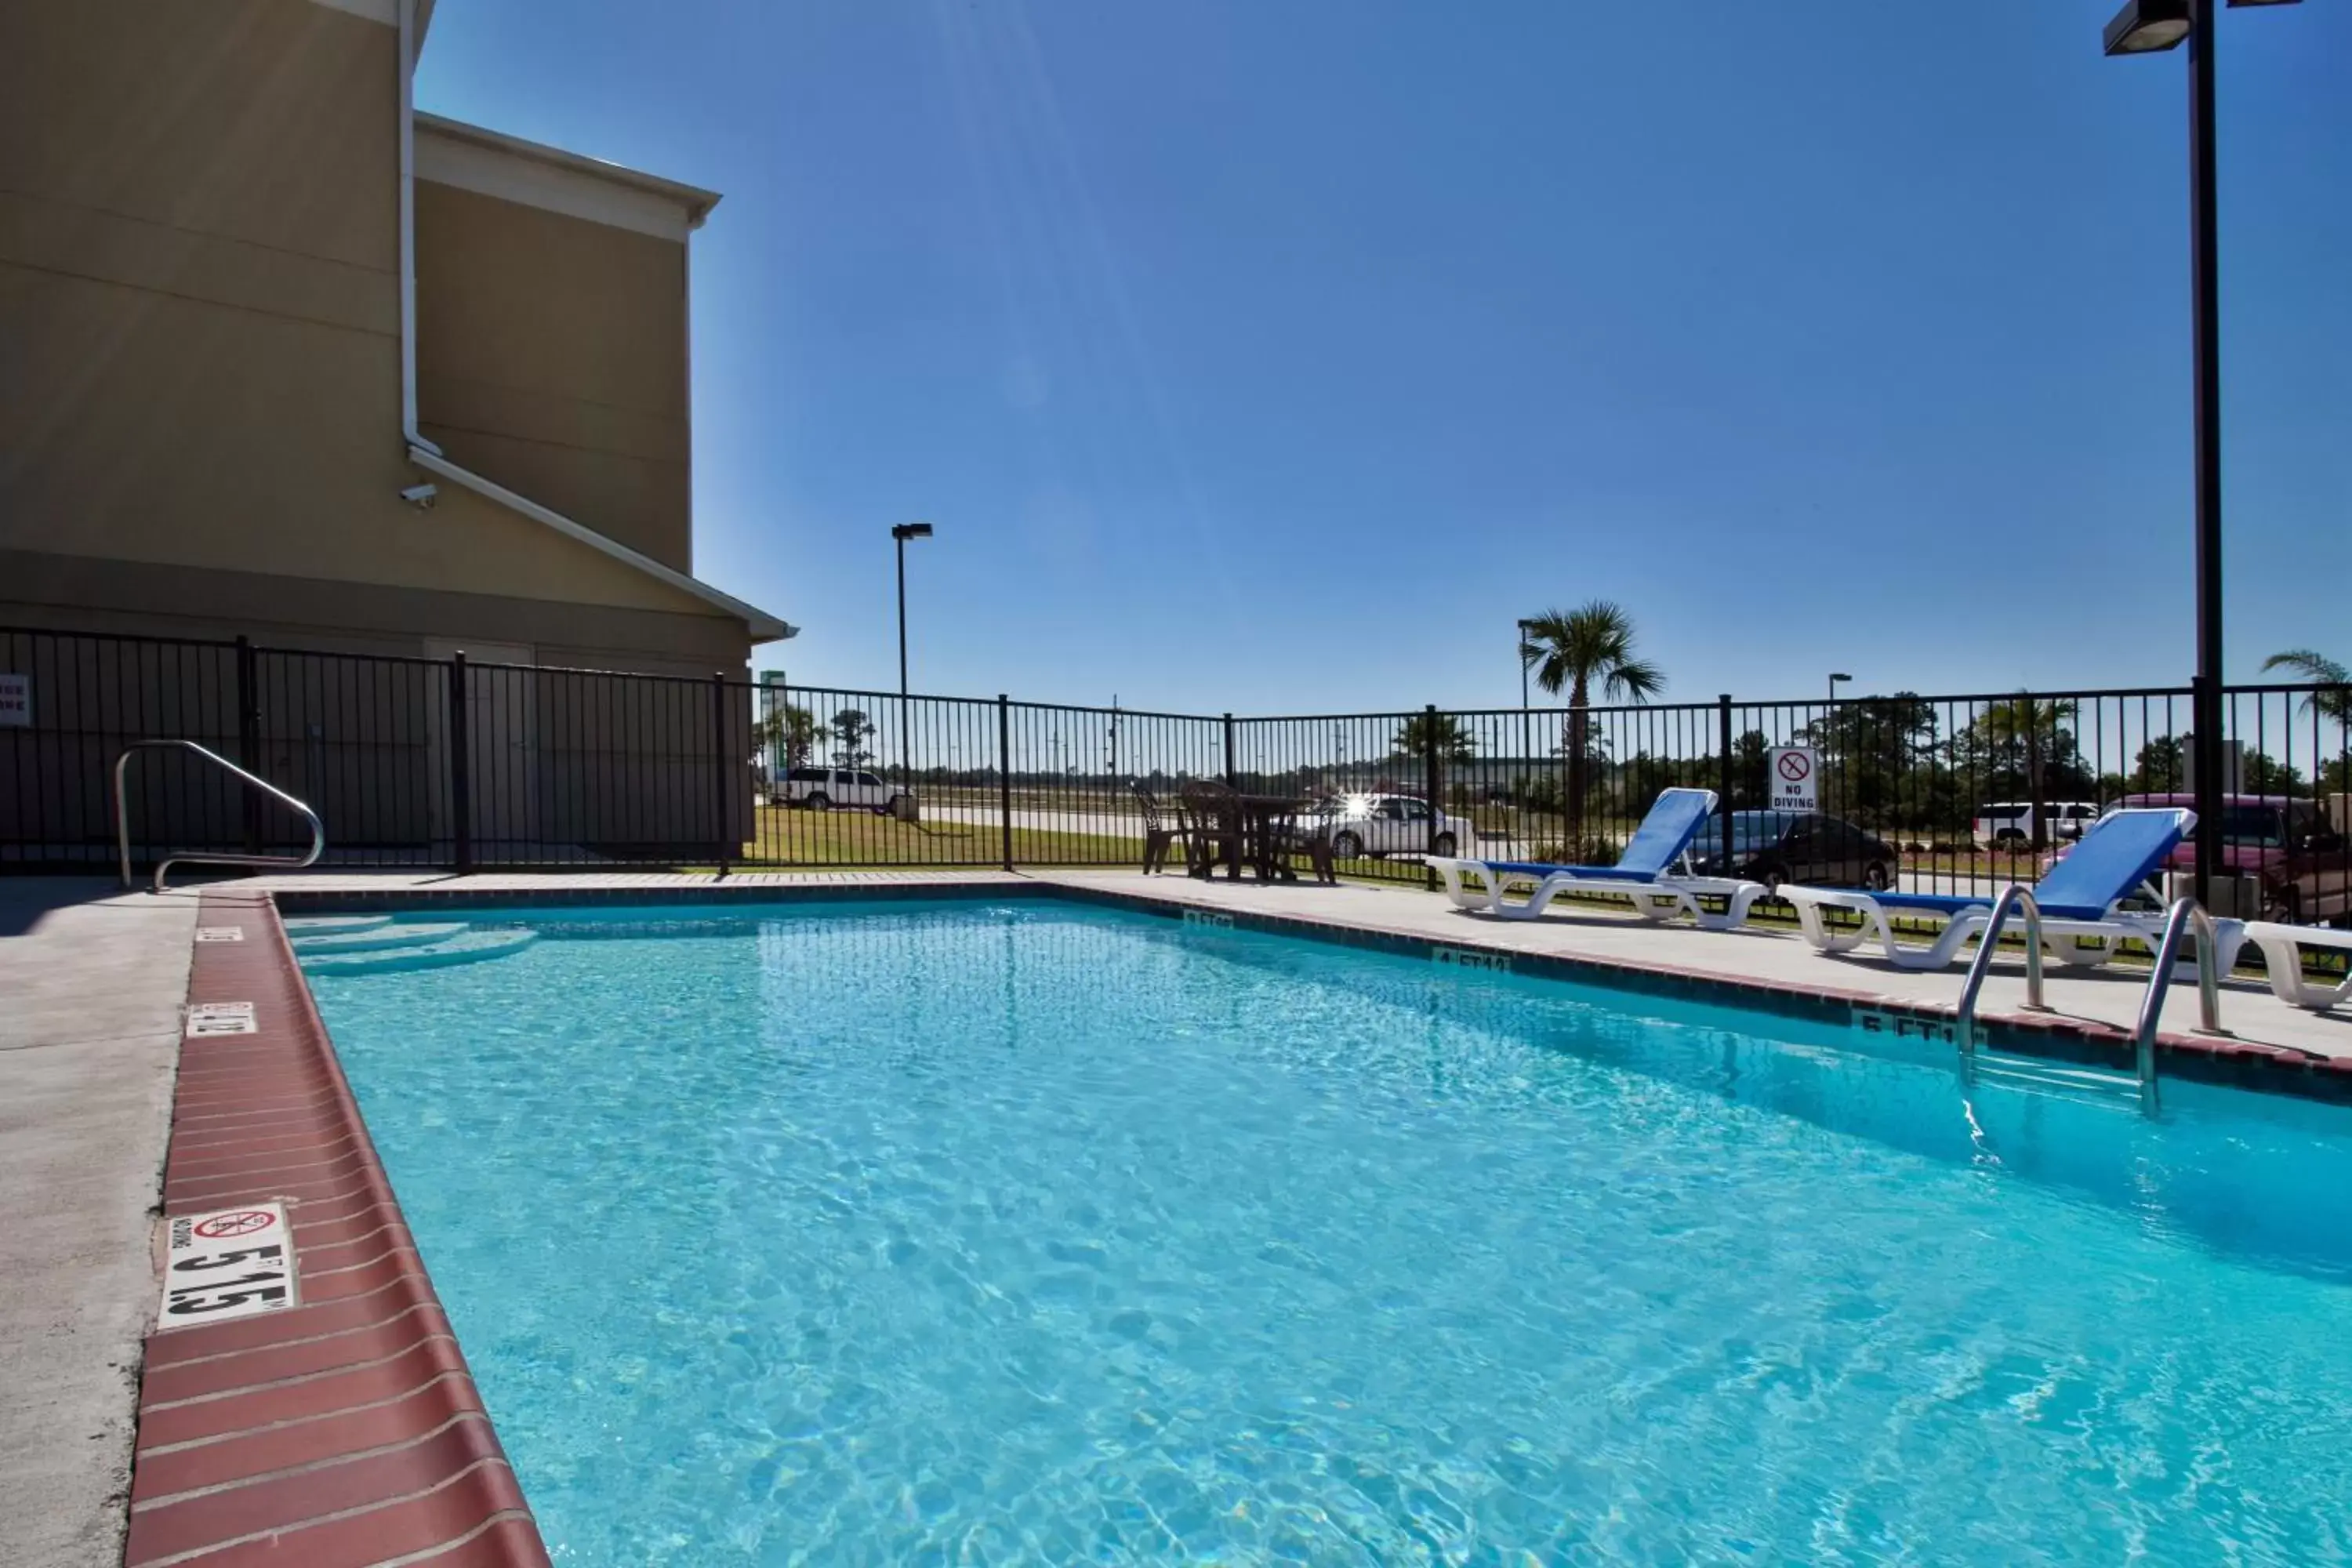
[415,114,720,241]
[408,446,794,642]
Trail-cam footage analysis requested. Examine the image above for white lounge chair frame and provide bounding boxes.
[1425,858,1767,931]
[2243,921,2352,1012]
[1784,880,2247,974]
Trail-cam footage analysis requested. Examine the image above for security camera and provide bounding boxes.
[399,483,437,509]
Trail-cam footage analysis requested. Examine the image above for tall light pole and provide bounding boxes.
[1828,672,1852,708]
[1516,618,1539,802]
[891,522,932,790]
[2101,0,2300,904]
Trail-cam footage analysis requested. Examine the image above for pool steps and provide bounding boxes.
[285,916,535,974]
[283,920,473,955]
[1968,1050,2145,1112]
[277,913,395,936]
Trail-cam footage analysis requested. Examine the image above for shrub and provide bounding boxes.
[1530,834,1621,867]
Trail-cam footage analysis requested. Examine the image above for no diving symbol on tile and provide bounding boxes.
[185,1001,256,1037]
[194,1209,275,1240]
[162,1200,297,1327]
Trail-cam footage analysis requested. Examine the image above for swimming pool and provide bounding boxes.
[301,898,2352,1565]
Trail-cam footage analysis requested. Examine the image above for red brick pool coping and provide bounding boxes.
[126,892,550,1568]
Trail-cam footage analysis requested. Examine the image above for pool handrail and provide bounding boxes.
[114,740,325,894]
[2132,897,2227,1118]
[1954,884,2049,1058]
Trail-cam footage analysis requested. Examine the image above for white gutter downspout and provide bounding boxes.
[397,0,440,457]
[391,0,793,641]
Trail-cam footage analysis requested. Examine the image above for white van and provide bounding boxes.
[1973,800,2099,847]
[780,767,913,815]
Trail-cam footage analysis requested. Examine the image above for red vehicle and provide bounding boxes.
[2114,793,2351,925]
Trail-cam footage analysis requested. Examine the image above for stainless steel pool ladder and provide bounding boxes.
[114,740,325,894]
[1954,885,2049,1063]
[2127,897,2228,1119]
[1954,884,2224,1117]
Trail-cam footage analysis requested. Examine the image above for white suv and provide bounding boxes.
[1307,793,1476,859]
[781,767,914,815]
[1973,800,2099,847]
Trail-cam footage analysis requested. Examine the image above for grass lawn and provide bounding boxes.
[739,806,1141,867]
[734,804,1432,885]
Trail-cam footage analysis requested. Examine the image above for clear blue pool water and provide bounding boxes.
[303,899,2352,1566]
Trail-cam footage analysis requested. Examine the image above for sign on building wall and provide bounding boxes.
[0,672,28,728]
[1769,746,1819,812]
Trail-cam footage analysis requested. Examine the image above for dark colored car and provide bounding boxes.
[2112,793,2350,924]
[1688,810,1897,892]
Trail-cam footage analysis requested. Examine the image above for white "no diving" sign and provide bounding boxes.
[1769,746,1819,812]
[159,1203,299,1327]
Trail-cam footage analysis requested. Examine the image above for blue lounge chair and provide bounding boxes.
[1423,786,1767,930]
[1781,807,2245,971]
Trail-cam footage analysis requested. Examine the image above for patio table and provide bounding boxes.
[1189,793,1323,883]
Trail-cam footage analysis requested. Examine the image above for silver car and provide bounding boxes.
[1308,793,1475,859]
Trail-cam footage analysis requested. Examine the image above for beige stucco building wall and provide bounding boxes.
[0,0,781,860]
[0,0,774,679]
[414,162,698,573]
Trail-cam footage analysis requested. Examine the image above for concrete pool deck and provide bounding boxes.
[0,879,192,1567]
[1037,869,2352,1071]
[5,863,2348,1564]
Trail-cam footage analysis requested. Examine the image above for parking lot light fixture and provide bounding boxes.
[891,523,934,792]
[2103,0,2192,54]
[2101,0,2303,904]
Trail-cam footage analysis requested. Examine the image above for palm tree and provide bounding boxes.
[1971,695,2079,851]
[829,709,875,768]
[1519,601,1664,843]
[757,702,818,770]
[1390,712,1475,764]
[1975,695,2078,753]
[2263,649,2352,729]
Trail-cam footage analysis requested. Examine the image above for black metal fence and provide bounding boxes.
[5,626,2347,923]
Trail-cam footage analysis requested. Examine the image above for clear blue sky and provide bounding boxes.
[416,1,2350,713]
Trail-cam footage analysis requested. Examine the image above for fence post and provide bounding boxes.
[1222,713,1236,788]
[711,672,731,877]
[997,695,1014,872]
[236,636,262,855]
[1423,704,1442,888]
[1719,693,1735,867]
[446,652,472,873]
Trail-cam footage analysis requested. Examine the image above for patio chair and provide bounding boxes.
[1781,807,2247,973]
[1422,786,1766,931]
[1177,780,1243,879]
[1131,781,1185,874]
[1285,809,1338,885]
[2242,922,2352,1012]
